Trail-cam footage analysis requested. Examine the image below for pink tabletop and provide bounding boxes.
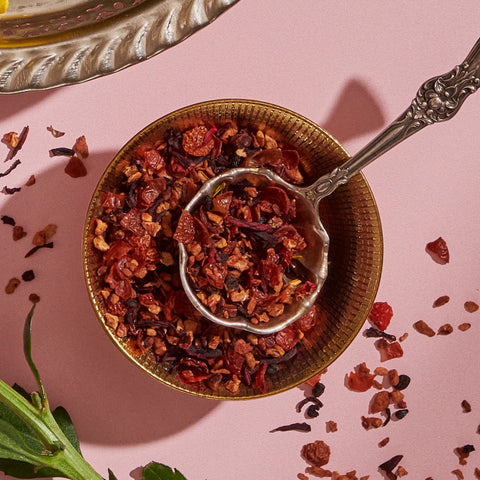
[1,1,479,479]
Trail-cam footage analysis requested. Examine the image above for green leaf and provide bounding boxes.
[0,418,44,464]
[0,458,65,479]
[142,462,187,480]
[52,406,81,454]
[108,468,119,480]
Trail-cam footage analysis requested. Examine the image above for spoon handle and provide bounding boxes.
[307,37,480,202]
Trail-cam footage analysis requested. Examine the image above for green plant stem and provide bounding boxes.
[0,379,103,480]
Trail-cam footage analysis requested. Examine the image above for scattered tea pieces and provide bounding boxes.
[458,323,471,332]
[378,437,390,448]
[1,214,15,226]
[49,147,75,157]
[301,440,331,468]
[2,185,21,195]
[425,236,449,264]
[5,277,20,294]
[0,158,21,177]
[46,125,65,137]
[376,339,404,361]
[326,420,337,433]
[270,422,311,433]
[25,174,35,186]
[73,135,89,158]
[379,455,403,478]
[368,301,393,331]
[464,301,479,313]
[437,323,453,335]
[3,125,29,161]
[413,320,436,337]
[29,293,40,304]
[455,444,475,465]
[64,155,87,178]
[13,225,27,241]
[25,241,54,258]
[433,295,450,307]
[347,363,375,392]
[296,397,323,418]
[32,224,57,246]
[21,270,35,282]
[461,400,472,413]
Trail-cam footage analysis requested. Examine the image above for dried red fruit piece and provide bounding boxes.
[182,125,214,157]
[368,301,393,331]
[301,440,331,467]
[346,362,375,392]
[65,155,87,178]
[74,135,89,158]
[433,295,450,307]
[426,236,449,264]
[376,339,404,361]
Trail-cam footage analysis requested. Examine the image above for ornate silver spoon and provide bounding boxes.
[178,37,480,335]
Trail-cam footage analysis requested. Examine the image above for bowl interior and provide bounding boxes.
[83,99,383,399]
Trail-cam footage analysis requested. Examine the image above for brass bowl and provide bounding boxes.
[82,99,383,400]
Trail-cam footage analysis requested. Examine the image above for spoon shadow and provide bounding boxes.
[0,90,55,123]
[322,78,386,144]
[0,148,217,447]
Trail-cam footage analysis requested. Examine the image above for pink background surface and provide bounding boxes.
[1,1,479,479]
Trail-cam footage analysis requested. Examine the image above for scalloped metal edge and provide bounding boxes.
[0,0,239,93]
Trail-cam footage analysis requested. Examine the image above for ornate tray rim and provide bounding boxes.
[0,0,239,94]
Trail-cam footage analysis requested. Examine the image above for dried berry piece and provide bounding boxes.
[368,301,393,331]
[379,455,403,477]
[29,293,40,304]
[74,135,89,158]
[393,409,409,420]
[326,420,337,432]
[346,362,375,392]
[438,323,453,335]
[455,444,475,465]
[378,437,390,448]
[433,295,450,307]
[413,320,435,337]
[306,404,320,418]
[370,391,389,414]
[464,301,479,313]
[426,236,449,264]
[270,422,311,433]
[395,374,411,391]
[301,440,331,467]
[475,467,480,479]
[65,155,87,178]
[5,277,20,294]
[361,416,382,430]
[376,339,404,361]
[32,224,57,246]
[50,147,75,157]
[13,225,27,241]
[312,382,326,397]
[1,215,15,225]
[461,400,471,413]
[458,323,471,331]
[452,468,464,479]
[182,126,214,157]
[21,270,35,282]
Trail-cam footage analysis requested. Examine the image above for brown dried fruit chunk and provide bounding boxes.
[25,175,36,186]
[13,225,27,241]
[458,323,471,331]
[5,277,20,294]
[33,224,57,246]
[413,320,435,337]
[65,155,87,177]
[433,295,450,307]
[452,469,464,480]
[464,301,479,313]
[29,293,40,304]
[74,135,89,158]
[461,400,472,413]
[361,416,382,430]
[370,390,389,413]
[378,437,390,447]
[326,420,337,432]
[437,323,453,335]
[475,467,480,479]
[301,440,331,467]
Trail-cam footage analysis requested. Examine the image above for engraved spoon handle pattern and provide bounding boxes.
[305,37,480,204]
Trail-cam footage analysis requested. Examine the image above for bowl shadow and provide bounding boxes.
[0,148,218,447]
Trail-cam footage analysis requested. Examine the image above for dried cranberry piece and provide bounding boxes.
[426,236,449,264]
[368,302,393,331]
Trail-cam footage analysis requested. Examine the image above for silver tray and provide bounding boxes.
[0,0,239,94]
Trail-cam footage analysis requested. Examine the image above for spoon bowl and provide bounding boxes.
[178,36,480,334]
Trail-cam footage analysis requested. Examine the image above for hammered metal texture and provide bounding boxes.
[0,0,239,93]
[83,99,384,400]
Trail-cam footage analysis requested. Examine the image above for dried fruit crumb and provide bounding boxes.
[461,400,472,413]
[464,301,479,313]
[378,437,390,448]
[433,295,450,307]
[437,323,453,335]
[425,236,449,264]
[413,320,436,337]
[458,323,471,331]
[5,277,20,294]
